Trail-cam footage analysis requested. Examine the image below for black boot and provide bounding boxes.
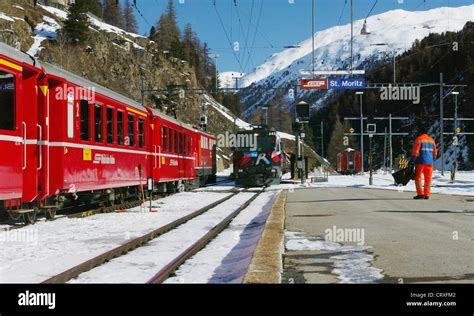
[413,195,425,199]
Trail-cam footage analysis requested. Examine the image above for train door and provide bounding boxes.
[0,65,23,204]
[0,62,39,214]
[21,68,39,206]
[152,118,162,183]
[178,129,185,179]
[347,151,355,172]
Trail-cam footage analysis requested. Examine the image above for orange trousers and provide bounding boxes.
[415,164,433,196]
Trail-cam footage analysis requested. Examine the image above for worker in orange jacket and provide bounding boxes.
[409,128,437,199]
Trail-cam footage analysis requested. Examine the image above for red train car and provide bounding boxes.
[149,109,215,191]
[0,42,215,224]
[337,148,362,175]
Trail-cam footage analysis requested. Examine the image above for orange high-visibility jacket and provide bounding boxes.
[412,134,437,165]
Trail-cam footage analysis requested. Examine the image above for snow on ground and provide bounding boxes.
[203,94,251,130]
[39,4,68,20]
[87,13,144,39]
[219,71,244,89]
[285,231,384,283]
[0,191,229,283]
[27,16,61,56]
[0,12,15,22]
[270,170,474,197]
[165,191,278,283]
[69,192,257,283]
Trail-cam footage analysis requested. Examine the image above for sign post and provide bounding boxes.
[147,177,153,212]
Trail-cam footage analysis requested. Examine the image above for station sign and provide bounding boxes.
[300,78,327,90]
[328,78,365,89]
[301,78,365,90]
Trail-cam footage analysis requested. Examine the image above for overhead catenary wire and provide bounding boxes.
[212,0,244,74]
[244,0,264,71]
[336,0,347,26]
[233,0,256,71]
[132,1,152,28]
[243,0,255,68]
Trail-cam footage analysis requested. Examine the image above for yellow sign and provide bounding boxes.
[39,85,49,96]
[161,157,165,165]
[399,158,409,169]
[349,128,355,134]
[83,148,92,161]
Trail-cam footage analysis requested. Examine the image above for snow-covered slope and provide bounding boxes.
[239,5,474,114]
[219,71,244,89]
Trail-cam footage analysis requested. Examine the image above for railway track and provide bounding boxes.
[0,179,233,232]
[41,186,265,284]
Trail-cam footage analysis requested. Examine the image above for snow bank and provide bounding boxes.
[0,191,230,283]
[285,231,384,283]
[0,12,15,22]
[27,16,61,56]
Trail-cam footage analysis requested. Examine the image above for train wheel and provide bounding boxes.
[23,209,37,225]
[8,212,22,222]
[44,208,57,220]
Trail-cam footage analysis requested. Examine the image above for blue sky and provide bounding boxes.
[126,0,474,73]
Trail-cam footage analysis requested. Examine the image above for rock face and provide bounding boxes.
[0,0,238,137]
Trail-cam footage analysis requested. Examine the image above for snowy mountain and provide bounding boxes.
[219,71,245,89]
[239,5,474,117]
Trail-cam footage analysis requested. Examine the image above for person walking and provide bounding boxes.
[410,128,437,199]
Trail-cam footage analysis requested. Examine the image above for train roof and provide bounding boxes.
[149,108,214,138]
[1,42,215,138]
[0,42,39,69]
[0,42,146,113]
[42,62,147,112]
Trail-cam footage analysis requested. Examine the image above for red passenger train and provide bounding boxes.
[0,42,216,224]
[337,148,362,175]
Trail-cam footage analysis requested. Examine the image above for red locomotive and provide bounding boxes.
[0,42,215,224]
[337,148,362,175]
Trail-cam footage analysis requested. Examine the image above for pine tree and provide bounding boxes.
[149,26,157,39]
[155,0,181,53]
[63,2,90,44]
[326,115,346,166]
[123,0,138,33]
[76,0,102,17]
[103,0,125,29]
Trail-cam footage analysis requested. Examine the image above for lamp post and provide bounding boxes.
[356,91,364,173]
[451,91,459,182]
[209,53,219,93]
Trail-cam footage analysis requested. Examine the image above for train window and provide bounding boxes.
[0,71,15,131]
[187,135,191,156]
[128,113,135,147]
[162,127,167,151]
[138,118,145,148]
[117,111,124,145]
[67,93,74,138]
[94,104,103,142]
[173,130,178,153]
[168,128,172,152]
[106,107,114,144]
[80,100,90,141]
[184,134,188,155]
